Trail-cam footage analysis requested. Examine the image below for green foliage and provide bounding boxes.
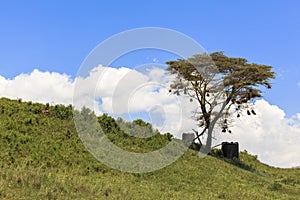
[210,148,223,157]
[98,113,120,134]
[97,113,172,152]
[0,98,299,199]
[50,104,73,120]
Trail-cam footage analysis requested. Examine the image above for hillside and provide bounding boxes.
[0,97,299,199]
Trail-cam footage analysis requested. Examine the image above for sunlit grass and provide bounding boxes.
[0,98,299,199]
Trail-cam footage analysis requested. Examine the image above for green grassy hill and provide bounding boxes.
[0,97,299,199]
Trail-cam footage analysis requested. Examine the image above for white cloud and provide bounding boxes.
[296,113,300,121]
[90,65,198,136]
[152,58,159,63]
[73,65,136,114]
[0,69,73,105]
[1,67,300,168]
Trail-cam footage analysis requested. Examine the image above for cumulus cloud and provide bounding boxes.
[0,67,300,168]
[0,69,73,105]
[87,65,197,136]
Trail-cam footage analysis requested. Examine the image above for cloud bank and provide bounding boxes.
[0,67,300,168]
[0,69,73,105]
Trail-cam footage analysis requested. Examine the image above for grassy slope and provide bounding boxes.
[0,98,299,199]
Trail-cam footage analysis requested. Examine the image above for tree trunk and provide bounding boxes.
[201,122,216,154]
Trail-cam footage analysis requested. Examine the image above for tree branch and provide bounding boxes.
[192,127,207,145]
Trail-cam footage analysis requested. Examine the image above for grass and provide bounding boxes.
[0,97,299,199]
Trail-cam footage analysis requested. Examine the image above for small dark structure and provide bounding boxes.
[182,133,195,142]
[182,133,201,150]
[221,142,239,159]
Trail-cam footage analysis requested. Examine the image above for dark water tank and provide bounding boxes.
[182,133,195,142]
[221,142,239,159]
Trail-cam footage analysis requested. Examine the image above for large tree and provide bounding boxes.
[166,52,275,153]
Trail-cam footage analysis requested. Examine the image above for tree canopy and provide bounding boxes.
[166,52,275,153]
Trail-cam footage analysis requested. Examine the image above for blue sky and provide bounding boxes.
[0,0,300,116]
